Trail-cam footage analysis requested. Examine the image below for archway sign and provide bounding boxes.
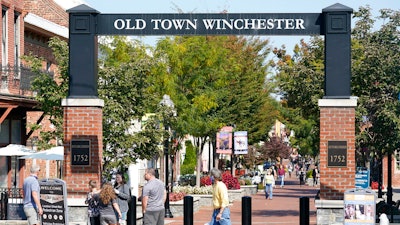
[63,3,354,221]
[67,3,352,99]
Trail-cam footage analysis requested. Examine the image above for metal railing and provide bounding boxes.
[0,64,54,97]
[0,187,24,220]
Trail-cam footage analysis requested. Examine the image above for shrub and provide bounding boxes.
[172,185,213,194]
[306,170,313,178]
[222,171,240,190]
[178,174,196,186]
[169,192,185,201]
[201,175,212,186]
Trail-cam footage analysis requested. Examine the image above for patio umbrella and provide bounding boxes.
[0,144,34,187]
[20,146,64,161]
[20,146,64,179]
[0,144,34,156]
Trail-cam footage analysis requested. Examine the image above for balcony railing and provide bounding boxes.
[0,64,54,97]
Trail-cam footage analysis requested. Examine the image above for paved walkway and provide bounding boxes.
[165,176,319,225]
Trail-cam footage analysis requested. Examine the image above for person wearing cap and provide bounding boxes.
[23,164,43,225]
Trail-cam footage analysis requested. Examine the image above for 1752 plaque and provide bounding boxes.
[327,141,347,167]
[71,140,90,166]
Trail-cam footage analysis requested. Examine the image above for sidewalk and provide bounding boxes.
[165,176,319,225]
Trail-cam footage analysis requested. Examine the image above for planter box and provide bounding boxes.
[240,185,258,196]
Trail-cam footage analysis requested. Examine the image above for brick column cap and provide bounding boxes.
[318,97,357,107]
[62,98,104,107]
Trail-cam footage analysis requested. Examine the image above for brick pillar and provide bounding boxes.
[318,98,357,200]
[62,98,104,198]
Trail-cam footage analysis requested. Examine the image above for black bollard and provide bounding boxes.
[127,196,137,225]
[184,196,193,225]
[242,196,251,225]
[300,196,309,225]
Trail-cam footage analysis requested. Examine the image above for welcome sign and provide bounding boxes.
[96,13,321,36]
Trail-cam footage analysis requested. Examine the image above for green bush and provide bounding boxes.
[181,140,196,175]
[306,170,313,178]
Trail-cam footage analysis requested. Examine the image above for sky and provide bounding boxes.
[80,0,399,51]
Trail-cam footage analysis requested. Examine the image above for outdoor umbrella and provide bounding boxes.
[0,144,34,187]
[20,146,64,161]
[0,144,34,156]
[20,146,64,178]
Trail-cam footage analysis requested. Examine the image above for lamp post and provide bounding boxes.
[159,94,175,218]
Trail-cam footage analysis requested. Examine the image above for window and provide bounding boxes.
[396,150,400,171]
[14,11,20,78]
[0,119,9,143]
[2,7,8,67]
[0,119,21,144]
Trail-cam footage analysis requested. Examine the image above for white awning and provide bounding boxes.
[24,13,68,39]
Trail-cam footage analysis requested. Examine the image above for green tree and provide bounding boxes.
[98,36,165,173]
[180,140,196,175]
[352,7,400,169]
[23,37,68,150]
[272,37,324,158]
[153,36,277,185]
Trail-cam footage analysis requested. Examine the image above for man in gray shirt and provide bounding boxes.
[142,168,166,225]
[23,164,43,225]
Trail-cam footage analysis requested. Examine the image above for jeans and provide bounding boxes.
[279,175,285,187]
[265,184,273,199]
[209,208,231,225]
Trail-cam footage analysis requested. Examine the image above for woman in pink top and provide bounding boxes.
[278,165,286,188]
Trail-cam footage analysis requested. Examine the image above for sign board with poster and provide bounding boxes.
[216,126,233,154]
[344,189,376,225]
[355,167,370,189]
[39,178,68,225]
[234,131,248,154]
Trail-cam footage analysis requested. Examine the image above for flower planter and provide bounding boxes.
[240,185,258,195]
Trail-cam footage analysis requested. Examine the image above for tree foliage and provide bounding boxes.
[259,136,291,161]
[272,37,324,158]
[22,37,69,150]
[273,6,400,163]
[352,7,400,160]
[153,36,278,185]
[98,36,165,173]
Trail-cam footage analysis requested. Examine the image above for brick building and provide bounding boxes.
[0,0,83,189]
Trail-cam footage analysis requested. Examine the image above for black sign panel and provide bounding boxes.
[96,13,322,36]
[39,179,68,225]
[327,141,347,167]
[71,140,90,166]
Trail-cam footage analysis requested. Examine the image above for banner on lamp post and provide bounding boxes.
[234,131,248,154]
[216,126,233,154]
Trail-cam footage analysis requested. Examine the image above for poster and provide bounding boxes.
[344,189,376,225]
[234,131,248,154]
[216,126,233,154]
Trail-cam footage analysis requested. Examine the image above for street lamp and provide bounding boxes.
[159,94,176,218]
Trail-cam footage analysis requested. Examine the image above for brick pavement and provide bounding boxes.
[165,176,319,225]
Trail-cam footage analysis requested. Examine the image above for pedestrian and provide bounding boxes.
[96,182,122,225]
[263,169,275,199]
[23,164,43,225]
[85,180,100,225]
[114,173,131,225]
[278,165,285,188]
[208,168,232,225]
[312,166,319,187]
[142,168,166,225]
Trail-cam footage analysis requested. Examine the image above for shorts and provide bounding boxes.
[24,207,40,225]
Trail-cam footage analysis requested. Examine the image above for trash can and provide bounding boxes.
[344,188,376,225]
